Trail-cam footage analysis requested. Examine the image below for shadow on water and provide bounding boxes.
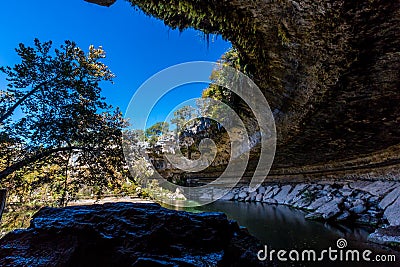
[165,201,399,267]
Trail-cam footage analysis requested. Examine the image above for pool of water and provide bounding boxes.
[165,201,399,266]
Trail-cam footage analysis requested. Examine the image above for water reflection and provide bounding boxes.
[166,201,399,267]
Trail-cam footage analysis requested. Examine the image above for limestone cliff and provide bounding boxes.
[90,0,400,179]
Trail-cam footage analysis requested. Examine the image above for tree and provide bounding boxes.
[0,39,130,207]
[145,122,169,146]
[170,106,197,133]
[145,122,169,137]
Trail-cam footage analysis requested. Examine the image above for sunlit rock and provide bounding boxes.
[272,185,292,204]
[384,197,400,226]
[379,185,400,210]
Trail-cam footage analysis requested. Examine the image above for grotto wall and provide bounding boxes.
[89,0,400,179]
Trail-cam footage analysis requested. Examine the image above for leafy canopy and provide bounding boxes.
[0,39,131,204]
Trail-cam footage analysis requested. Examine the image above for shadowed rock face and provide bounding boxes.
[0,203,268,267]
[90,0,400,178]
[84,0,116,7]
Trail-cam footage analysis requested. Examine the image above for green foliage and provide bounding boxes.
[0,39,132,206]
[140,179,177,201]
[201,48,250,125]
[170,105,197,132]
[0,204,40,233]
[145,121,169,138]
[202,48,246,103]
[302,190,317,203]
[127,0,258,44]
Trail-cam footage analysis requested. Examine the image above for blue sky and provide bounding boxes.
[0,0,231,128]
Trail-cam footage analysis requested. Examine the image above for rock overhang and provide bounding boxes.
[86,0,400,178]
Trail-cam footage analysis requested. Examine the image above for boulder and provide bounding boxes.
[384,197,400,226]
[352,198,365,207]
[263,186,273,196]
[238,191,248,199]
[323,184,332,192]
[240,186,249,193]
[336,211,351,222]
[232,188,240,194]
[379,186,400,210]
[355,181,398,197]
[257,186,266,194]
[368,226,400,249]
[284,184,308,204]
[0,203,268,267]
[291,196,311,209]
[342,184,351,190]
[355,214,374,225]
[255,193,263,202]
[349,181,373,191]
[220,192,235,201]
[314,197,343,220]
[305,212,323,220]
[249,191,258,202]
[343,201,352,210]
[349,204,367,214]
[319,190,329,196]
[263,198,278,204]
[367,209,382,217]
[307,196,330,211]
[339,187,353,197]
[273,185,292,204]
[263,186,280,199]
[368,196,380,204]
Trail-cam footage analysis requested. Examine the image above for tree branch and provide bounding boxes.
[0,146,82,181]
[0,80,51,124]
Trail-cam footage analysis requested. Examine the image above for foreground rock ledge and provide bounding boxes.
[368,226,400,250]
[0,202,267,267]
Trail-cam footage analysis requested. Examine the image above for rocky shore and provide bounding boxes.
[221,180,400,249]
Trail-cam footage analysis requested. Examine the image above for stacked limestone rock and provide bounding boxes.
[223,181,400,247]
[224,180,400,248]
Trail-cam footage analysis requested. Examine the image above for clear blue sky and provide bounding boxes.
[0,0,231,128]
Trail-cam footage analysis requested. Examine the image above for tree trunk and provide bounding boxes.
[60,151,72,207]
[0,189,6,223]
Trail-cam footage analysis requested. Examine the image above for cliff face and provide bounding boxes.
[84,0,116,7]
[91,0,400,178]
